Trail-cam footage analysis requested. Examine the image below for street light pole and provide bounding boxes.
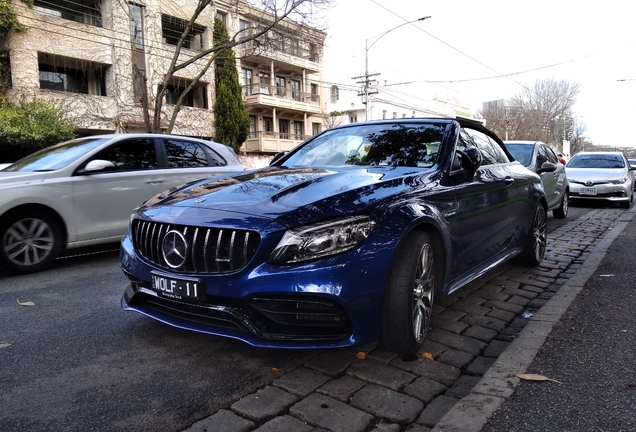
[359,16,431,121]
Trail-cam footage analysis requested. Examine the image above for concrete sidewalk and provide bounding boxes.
[183,206,634,432]
[434,204,636,432]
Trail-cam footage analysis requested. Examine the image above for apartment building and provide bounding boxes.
[3,0,326,151]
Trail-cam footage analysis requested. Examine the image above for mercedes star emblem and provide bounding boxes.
[161,230,188,269]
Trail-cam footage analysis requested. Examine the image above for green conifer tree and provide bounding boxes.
[213,18,249,153]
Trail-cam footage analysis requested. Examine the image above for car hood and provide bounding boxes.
[565,167,627,181]
[141,166,430,228]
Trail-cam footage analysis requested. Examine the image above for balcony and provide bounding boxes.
[238,40,321,73]
[243,84,321,115]
[243,131,312,153]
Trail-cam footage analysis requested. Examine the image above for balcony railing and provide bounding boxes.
[242,84,320,105]
[248,130,312,141]
[240,39,320,63]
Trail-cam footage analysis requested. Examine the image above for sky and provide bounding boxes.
[321,0,636,146]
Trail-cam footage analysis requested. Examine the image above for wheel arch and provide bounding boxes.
[0,203,69,251]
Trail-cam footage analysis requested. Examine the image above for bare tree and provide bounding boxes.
[323,110,344,129]
[120,0,331,134]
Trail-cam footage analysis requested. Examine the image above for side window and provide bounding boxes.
[94,139,157,170]
[536,145,549,168]
[464,129,508,165]
[164,139,209,167]
[542,145,558,164]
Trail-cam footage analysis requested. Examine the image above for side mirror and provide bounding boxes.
[458,146,482,181]
[538,161,557,173]
[83,159,116,172]
[270,151,289,165]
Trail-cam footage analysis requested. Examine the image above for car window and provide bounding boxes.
[4,138,109,172]
[504,144,533,167]
[460,128,509,165]
[93,139,158,171]
[164,139,210,167]
[567,154,625,169]
[536,145,548,168]
[543,146,559,164]
[282,123,445,168]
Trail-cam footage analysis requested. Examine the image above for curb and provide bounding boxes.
[431,204,636,432]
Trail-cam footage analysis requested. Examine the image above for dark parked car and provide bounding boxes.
[120,118,548,354]
[504,140,568,218]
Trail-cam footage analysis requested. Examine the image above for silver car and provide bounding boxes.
[565,152,634,208]
[0,134,246,275]
[504,140,569,218]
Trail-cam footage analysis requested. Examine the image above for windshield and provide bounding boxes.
[281,123,447,168]
[504,144,533,167]
[567,154,625,169]
[4,138,110,172]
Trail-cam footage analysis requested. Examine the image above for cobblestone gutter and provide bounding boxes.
[183,208,627,432]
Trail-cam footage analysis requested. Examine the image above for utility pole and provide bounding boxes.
[352,72,379,121]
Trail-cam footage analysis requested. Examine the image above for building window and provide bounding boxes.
[312,122,321,135]
[241,68,253,96]
[249,115,256,138]
[291,80,300,101]
[239,20,251,47]
[162,15,206,50]
[293,121,304,140]
[259,72,270,94]
[128,3,144,50]
[215,11,227,25]
[263,117,274,136]
[133,67,145,103]
[34,0,102,27]
[289,38,299,56]
[349,115,357,123]
[276,76,286,97]
[382,110,386,120]
[310,83,319,103]
[330,85,339,104]
[393,112,397,119]
[38,55,107,96]
[164,79,208,108]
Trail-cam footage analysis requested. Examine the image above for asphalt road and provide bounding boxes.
[0,204,595,431]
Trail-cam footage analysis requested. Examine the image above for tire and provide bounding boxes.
[552,192,568,219]
[0,210,63,275]
[380,231,440,354]
[517,203,547,267]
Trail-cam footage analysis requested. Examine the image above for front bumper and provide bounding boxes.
[119,233,391,349]
[568,182,631,202]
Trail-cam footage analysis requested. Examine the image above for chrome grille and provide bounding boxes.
[133,220,260,273]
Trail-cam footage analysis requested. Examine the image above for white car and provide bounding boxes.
[566,151,634,208]
[0,134,246,275]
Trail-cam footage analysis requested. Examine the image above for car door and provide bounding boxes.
[70,138,166,243]
[445,128,528,284]
[537,144,565,209]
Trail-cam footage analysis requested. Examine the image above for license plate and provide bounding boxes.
[151,272,203,302]
[580,188,597,196]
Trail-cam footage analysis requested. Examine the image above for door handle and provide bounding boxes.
[504,177,514,186]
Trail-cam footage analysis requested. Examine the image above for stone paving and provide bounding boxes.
[182,208,624,432]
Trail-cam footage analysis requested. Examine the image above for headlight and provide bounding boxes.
[268,215,376,264]
[610,177,628,184]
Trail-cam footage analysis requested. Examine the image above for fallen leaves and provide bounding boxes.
[516,373,563,384]
[422,352,434,360]
[0,342,11,349]
[356,352,366,360]
[17,299,35,306]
